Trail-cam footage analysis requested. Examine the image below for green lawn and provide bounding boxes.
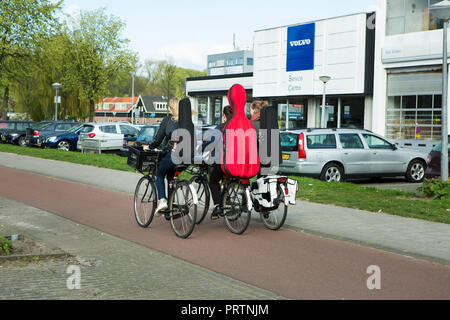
[1,143,449,224]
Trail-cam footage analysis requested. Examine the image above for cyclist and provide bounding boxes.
[148,98,180,216]
[203,105,234,220]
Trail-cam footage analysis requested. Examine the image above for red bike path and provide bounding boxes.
[1,166,449,300]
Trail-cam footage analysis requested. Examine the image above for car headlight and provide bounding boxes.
[47,136,57,143]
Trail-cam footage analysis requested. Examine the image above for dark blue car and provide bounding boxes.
[40,124,84,151]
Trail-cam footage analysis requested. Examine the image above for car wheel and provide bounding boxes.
[406,159,426,183]
[17,136,26,147]
[57,140,72,152]
[321,163,344,183]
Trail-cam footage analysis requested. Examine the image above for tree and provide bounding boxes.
[0,0,61,119]
[65,8,137,121]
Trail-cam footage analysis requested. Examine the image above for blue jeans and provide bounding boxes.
[156,152,176,200]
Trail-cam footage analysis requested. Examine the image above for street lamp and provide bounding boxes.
[131,72,135,124]
[319,76,331,128]
[52,83,62,121]
[430,0,450,182]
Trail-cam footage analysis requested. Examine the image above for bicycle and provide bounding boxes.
[221,176,292,235]
[128,146,198,239]
[186,161,211,225]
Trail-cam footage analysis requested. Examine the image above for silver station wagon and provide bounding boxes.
[279,129,429,183]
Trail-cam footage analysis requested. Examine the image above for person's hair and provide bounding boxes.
[220,105,234,131]
[169,98,180,120]
[250,100,269,113]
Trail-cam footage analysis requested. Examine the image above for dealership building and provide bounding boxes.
[187,12,376,132]
[186,1,447,149]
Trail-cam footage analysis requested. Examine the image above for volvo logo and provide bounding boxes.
[290,39,311,47]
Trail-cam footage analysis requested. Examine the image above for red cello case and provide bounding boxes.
[221,84,260,179]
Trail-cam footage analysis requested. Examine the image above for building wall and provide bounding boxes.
[253,13,369,98]
[374,0,449,146]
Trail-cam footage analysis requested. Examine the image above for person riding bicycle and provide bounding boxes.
[148,98,180,216]
[202,105,234,220]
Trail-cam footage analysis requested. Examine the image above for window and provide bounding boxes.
[100,125,117,134]
[154,103,167,111]
[0,122,15,129]
[386,0,444,36]
[80,125,94,134]
[386,94,442,141]
[339,134,365,149]
[363,134,393,150]
[55,124,73,131]
[247,58,254,66]
[119,125,134,135]
[208,61,216,68]
[306,134,337,149]
[281,133,299,152]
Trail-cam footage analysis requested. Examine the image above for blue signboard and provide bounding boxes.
[286,23,315,72]
[150,113,156,118]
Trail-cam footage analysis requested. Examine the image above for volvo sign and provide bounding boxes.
[286,23,315,72]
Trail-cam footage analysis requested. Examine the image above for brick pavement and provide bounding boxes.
[0,196,284,300]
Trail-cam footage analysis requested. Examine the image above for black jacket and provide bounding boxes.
[149,116,178,155]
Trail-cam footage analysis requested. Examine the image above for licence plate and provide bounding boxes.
[1,138,5,141]
[128,141,135,146]
[282,154,290,160]
[26,139,30,143]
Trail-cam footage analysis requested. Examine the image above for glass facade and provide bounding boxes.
[386,94,442,141]
[315,96,365,129]
[386,0,444,36]
[273,98,308,131]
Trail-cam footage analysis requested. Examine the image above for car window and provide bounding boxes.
[0,122,16,129]
[119,125,137,135]
[55,124,70,131]
[80,125,95,134]
[138,127,157,142]
[432,142,450,152]
[306,134,337,149]
[281,133,299,152]
[16,123,29,130]
[362,134,392,150]
[67,125,81,132]
[100,125,118,134]
[339,134,365,149]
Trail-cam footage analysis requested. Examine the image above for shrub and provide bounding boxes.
[0,236,13,255]
[419,179,450,200]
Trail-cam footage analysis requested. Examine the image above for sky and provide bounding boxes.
[60,0,377,72]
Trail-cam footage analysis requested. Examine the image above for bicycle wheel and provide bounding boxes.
[134,176,157,228]
[222,182,251,235]
[260,185,288,231]
[168,181,197,239]
[190,176,210,224]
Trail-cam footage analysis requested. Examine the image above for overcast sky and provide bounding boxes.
[60,0,377,71]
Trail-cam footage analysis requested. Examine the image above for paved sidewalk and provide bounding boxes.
[1,152,450,265]
[0,196,284,300]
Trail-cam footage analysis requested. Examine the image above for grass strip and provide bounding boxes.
[1,144,448,224]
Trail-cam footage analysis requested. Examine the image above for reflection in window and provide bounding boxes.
[339,134,365,149]
[386,0,444,36]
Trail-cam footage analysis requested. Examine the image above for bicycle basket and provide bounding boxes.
[127,146,161,172]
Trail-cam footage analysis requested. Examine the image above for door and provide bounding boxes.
[99,124,122,149]
[361,134,406,174]
[338,133,370,175]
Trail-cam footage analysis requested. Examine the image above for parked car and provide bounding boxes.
[0,121,36,146]
[40,124,85,151]
[25,121,79,148]
[119,124,160,157]
[425,137,450,180]
[79,122,140,153]
[279,128,429,183]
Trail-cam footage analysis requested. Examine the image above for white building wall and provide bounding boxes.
[253,13,368,98]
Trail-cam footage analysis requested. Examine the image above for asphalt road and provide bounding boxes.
[0,166,449,300]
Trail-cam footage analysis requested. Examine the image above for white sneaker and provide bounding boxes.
[155,199,168,217]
